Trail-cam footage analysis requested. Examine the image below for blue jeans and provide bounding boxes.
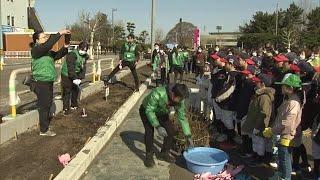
[278,145,292,180]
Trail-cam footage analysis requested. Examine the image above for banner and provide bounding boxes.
[193,28,200,50]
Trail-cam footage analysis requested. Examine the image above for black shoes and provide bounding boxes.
[145,153,155,168]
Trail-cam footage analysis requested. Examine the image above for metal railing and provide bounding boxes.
[4,51,31,59]
[7,58,115,118]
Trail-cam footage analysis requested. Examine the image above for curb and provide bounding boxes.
[0,62,147,144]
[54,78,151,180]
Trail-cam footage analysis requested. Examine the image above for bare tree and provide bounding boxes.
[281,28,298,49]
[79,10,103,59]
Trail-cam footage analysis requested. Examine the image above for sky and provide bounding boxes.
[35,0,319,35]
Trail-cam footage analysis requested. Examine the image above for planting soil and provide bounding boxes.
[0,65,152,180]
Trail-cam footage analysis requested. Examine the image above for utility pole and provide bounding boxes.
[111,8,117,47]
[0,0,4,71]
[151,0,156,53]
[275,0,279,36]
[179,18,182,45]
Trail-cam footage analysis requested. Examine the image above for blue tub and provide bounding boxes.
[183,147,229,175]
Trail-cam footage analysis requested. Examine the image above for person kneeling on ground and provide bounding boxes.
[61,41,89,116]
[139,83,193,167]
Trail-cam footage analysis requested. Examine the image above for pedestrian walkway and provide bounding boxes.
[81,91,171,180]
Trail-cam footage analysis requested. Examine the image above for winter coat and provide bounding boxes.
[193,52,206,67]
[242,87,275,135]
[215,70,238,110]
[141,86,191,137]
[272,94,302,147]
[235,78,256,120]
[210,67,226,99]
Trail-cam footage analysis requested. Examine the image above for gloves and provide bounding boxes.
[263,127,273,138]
[187,137,194,149]
[72,79,81,85]
[156,126,168,137]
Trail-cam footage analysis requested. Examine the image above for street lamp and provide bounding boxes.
[111,8,117,47]
[216,26,222,46]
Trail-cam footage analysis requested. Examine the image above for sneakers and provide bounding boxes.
[216,134,228,142]
[157,152,175,163]
[145,153,155,168]
[62,109,70,116]
[269,161,278,169]
[70,106,78,110]
[301,163,312,173]
[39,130,56,137]
[291,167,301,176]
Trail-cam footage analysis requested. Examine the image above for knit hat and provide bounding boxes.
[257,73,273,87]
[275,73,302,88]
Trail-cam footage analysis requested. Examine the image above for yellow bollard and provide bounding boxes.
[92,73,96,83]
[11,105,16,118]
[92,62,96,83]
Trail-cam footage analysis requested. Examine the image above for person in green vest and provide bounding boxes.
[139,83,194,167]
[103,34,140,91]
[30,29,70,136]
[172,46,188,83]
[159,44,170,85]
[61,41,89,115]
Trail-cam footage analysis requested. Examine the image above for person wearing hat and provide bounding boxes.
[172,46,188,83]
[214,56,241,143]
[308,48,320,73]
[103,34,140,91]
[209,53,227,137]
[242,73,275,166]
[139,84,193,167]
[61,41,89,115]
[263,73,304,179]
[30,29,71,136]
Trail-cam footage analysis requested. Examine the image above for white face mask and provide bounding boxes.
[300,55,305,60]
[155,46,159,50]
[79,50,87,55]
[215,48,219,52]
[198,49,202,53]
[160,50,164,53]
[252,52,257,57]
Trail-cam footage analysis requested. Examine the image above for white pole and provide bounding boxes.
[151,0,156,53]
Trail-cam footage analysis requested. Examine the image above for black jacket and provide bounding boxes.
[211,68,227,99]
[236,78,256,120]
[215,70,238,110]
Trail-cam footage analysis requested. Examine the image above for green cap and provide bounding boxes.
[275,73,301,88]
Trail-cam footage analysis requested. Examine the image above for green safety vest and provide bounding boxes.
[61,50,85,77]
[123,43,136,62]
[32,53,56,82]
[172,52,186,67]
[152,53,160,71]
[142,86,191,137]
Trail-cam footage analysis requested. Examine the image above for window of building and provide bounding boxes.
[7,16,10,26]
[11,16,15,26]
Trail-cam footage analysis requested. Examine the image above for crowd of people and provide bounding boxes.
[150,42,320,179]
[27,28,320,179]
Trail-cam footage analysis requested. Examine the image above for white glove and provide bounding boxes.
[73,79,81,85]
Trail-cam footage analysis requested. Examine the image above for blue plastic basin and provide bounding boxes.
[183,147,229,175]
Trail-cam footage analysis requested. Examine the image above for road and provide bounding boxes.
[0,54,118,116]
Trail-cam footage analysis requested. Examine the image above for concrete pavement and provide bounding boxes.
[81,90,172,180]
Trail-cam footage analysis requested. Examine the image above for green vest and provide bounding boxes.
[152,53,160,71]
[142,86,191,137]
[123,43,136,62]
[61,50,85,77]
[32,54,56,82]
[172,52,185,67]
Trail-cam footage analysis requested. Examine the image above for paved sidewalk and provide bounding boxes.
[81,91,172,180]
